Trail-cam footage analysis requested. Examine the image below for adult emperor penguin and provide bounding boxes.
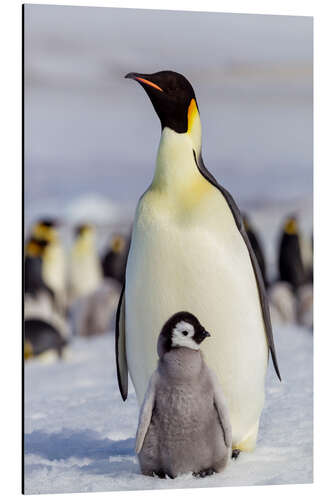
[32,219,67,313]
[278,215,305,292]
[116,71,281,453]
[69,224,102,302]
[243,213,268,288]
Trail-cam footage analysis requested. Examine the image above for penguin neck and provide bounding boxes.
[160,348,203,381]
[151,111,205,200]
[75,234,95,257]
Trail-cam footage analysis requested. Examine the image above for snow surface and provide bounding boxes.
[24,323,313,494]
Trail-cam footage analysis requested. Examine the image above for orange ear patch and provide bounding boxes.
[187,98,198,133]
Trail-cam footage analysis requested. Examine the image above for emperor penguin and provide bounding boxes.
[24,238,55,302]
[116,71,280,453]
[278,215,305,292]
[24,318,68,362]
[101,234,130,286]
[136,311,232,478]
[32,219,67,313]
[69,224,102,302]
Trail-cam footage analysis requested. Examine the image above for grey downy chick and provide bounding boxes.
[136,311,232,479]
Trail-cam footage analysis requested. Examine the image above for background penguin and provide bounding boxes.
[299,230,313,284]
[101,234,130,286]
[24,318,68,362]
[69,224,102,303]
[243,213,268,288]
[32,218,67,313]
[278,215,305,291]
[268,282,297,326]
[116,71,280,454]
[24,237,55,303]
[25,237,71,354]
[72,278,121,337]
[136,312,232,478]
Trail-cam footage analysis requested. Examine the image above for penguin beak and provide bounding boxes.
[195,329,211,344]
[125,72,164,93]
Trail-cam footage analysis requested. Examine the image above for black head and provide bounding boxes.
[38,218,57,228]
[157,311,210,358]
[125,71,197,133]
[75,224,92,237]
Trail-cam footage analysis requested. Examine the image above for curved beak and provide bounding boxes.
[125,72,164,92]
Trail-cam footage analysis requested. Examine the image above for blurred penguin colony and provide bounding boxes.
[24,213,312,362]
[24,218,130,361]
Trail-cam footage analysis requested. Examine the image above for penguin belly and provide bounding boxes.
[125,189,268,449]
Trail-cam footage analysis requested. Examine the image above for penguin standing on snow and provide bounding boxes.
[101,234,129,286]
[32,219,67,313]
[24,237,55,303]
[136,312,231,478]
[24,318,68,361]
[116,71,280,455]
[278,215,305,291]
[69,224,102,303]
[243,214,268,288]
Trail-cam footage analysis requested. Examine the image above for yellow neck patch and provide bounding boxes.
[26,241,41,257]
[187,98,198,133]
[284,219,297,235]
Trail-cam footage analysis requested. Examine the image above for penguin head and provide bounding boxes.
[157,311,210,357]
[33,218,59,242]
[125,71,200,137]
[25,237,49,257]
[283,215,298,235]
[75,224,93,238]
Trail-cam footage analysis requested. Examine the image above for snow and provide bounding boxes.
[24,323,313,494]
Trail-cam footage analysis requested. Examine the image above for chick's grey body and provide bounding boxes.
[137,347,231,478]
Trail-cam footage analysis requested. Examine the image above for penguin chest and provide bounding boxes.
[125,189,268,438]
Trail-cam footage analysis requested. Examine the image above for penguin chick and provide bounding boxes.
[136,312,232,479]
[24,318,68,361]
[73,278,120,337]
[268,281,297,325]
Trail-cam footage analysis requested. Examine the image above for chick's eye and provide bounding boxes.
[182,331,188,336]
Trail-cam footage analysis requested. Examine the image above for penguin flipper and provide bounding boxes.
[194,151,281,381]
[208,367,232,448]
[135,371,159,454]
[115,285,128,401]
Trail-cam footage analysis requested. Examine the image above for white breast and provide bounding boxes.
[125,129,268,446]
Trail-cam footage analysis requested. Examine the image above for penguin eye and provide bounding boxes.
[182,330,188,336]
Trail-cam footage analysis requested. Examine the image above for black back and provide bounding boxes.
[278,233,305,291]
[194,151,281,381]
[246,228,268,288]
[24,319,67,358]
[24,256,55,301]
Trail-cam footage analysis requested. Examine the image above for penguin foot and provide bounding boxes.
[152,470,167,479]
[193,468,215,478]
[232,449,241,460]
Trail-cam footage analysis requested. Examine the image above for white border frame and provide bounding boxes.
[1,1,331,499]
